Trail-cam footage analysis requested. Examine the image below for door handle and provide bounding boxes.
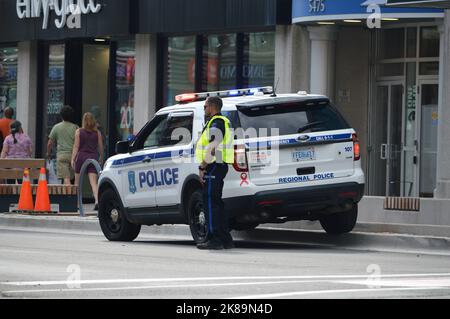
[380,144,388,160]
[142,158,152,163]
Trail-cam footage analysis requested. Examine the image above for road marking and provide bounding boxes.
[3,273,450,287]
[231,287,450,299]
[337,278,450,288]
[1,279,339,294]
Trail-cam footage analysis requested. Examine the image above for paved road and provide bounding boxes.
[1,227,450,299]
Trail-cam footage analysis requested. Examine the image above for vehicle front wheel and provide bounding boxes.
[99,188,141,241]
[187,189,209,244]
[319,204,358,235]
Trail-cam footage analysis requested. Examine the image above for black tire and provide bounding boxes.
[187,189,209,244]
[320,204,358,235]
[98,188,141,241]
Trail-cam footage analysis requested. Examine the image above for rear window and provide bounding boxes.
[234,101,350,136]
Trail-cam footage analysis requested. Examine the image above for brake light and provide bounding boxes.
[353,133,360,161]
[233,145,248,172]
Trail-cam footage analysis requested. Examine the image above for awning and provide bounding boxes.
[292,0,444,24]
[386,0,450,8]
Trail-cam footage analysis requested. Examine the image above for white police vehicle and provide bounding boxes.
[98,87,365,243]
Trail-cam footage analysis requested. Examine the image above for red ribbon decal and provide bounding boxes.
[240,173,249,186]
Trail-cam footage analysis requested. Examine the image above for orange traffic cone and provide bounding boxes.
[34,167,52,213]
[18,169,34,211]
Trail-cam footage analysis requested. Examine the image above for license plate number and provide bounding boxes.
[292,148,315,162]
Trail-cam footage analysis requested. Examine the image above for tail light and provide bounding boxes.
[233,145,248,172]
[353,133,361,161]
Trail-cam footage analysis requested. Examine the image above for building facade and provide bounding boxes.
[285,0,445,200]
[0,0,289,159]
[1,0,450,206]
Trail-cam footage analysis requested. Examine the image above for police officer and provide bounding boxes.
[195,96,234,250]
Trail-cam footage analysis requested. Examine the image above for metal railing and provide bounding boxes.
[77,159,102,217]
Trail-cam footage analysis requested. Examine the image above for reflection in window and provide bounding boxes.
[377,63,404,77]
[380,29,405,60]
[419,62,439,76]
[420,27,440,58]
[202,34,237,92]
[165,32,275,105]
[0,47,18,116]
[143,115,168,149]
[46,44,65,155]
[406,27,417,58]
[115,40,135,141]
[167,36,196,104]
[244,32,275,87]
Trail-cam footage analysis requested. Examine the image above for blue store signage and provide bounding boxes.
[292,0,443,23]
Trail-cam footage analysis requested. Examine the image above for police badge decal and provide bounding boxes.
[128,171,137,194]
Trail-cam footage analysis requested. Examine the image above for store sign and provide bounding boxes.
[309,0,326,13]
[16,0,102,30]
[292,0,443,23]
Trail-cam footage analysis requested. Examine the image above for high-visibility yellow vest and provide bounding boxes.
[195,115,234,164]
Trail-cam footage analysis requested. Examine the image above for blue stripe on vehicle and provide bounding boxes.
[208,165,217,235]
[245,133,352,149]
[111,148,194,167]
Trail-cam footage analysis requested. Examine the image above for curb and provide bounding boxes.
[1,213,450,256]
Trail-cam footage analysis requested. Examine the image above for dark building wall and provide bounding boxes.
[136,0,291,34]
[0,0,291,42]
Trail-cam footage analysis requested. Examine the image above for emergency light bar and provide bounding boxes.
[175,86,273,103]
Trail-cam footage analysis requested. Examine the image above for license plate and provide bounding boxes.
[249,150,272,165]
[292,148,315,162]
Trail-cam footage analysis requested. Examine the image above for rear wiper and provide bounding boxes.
[297,121,325,133]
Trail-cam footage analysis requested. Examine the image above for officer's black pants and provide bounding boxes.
[203,163,232,245]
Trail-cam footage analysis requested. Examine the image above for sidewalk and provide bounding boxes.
[1,209,450,256]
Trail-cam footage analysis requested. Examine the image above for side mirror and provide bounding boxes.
[116,140,130,154]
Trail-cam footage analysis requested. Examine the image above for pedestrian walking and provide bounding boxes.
[195,96,235,250]
[0,106,15,154]
[71,112,104,211]
[1,121,32,159]
[47,105,78,185]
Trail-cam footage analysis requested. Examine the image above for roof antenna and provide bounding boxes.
[271,77,280,97]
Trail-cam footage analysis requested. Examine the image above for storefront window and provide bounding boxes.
[377,63,404,77]
[406,27,417,58]
[202,34,237,92]
[380,28,404,60]
[0,46,18,115]
[46,44,65,156]
[244,32,275,88]
[165,32,275,105]
[167,36,196,104]
[420,26,440,58]
[115,40,135,141]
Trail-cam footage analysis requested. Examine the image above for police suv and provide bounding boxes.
[98,87,365,243]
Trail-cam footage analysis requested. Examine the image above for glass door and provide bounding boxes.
[371,82,404,197]
[417,81,439,197]
[81,43,110,199]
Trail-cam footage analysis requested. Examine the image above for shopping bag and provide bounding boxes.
[47,159,60,184]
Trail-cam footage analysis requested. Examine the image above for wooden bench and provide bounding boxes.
[0,159,78,213]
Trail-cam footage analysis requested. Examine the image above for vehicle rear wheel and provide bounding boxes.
[99,188,141,241]
[187,189,209,244]
[320,204,358,235]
